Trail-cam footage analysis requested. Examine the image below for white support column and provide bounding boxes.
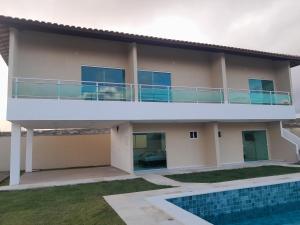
[220,54,228,103]
[10,123,21,185]
[212,123,221,166]
[211,53,228,104]
[25,129,33,173]
[129,43,138,101]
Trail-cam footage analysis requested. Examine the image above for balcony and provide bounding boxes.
[12,78,224,104]
[12,78,292,105]
[7,77,295,123]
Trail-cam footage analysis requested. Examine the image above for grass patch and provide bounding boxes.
[0,178,170,225]
[165,166,300,183]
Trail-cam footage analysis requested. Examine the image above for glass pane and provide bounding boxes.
[133,133,166,171]
[81,66,127,101]
[250,91,272,104]
[81,66,105,82]
[60,83,83,100]
[153,72,171,86]
[171,88,197,103]
[139,85,169,102]
[104,68,125,83]
[248,79,274,104]
[261,80,274,91]
[138,71,153,85]
[228,90,251,104]
[254,131,269,160]
[134,134,147,149]
[272,92,290,105]
[17,81,57,99]
[138,71,171,102]
[249,79,262,90]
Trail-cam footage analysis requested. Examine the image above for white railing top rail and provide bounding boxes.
[139,83,223,90]
[228,88,290,95]
[12,77,223,91]
[13,77,132,86]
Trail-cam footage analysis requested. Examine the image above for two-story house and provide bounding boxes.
[1,15,300,186]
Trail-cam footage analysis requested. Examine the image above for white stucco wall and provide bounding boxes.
[132,123,219,169]
[111,122,133,173]
[0,133,111,171]
[268,122,298,162]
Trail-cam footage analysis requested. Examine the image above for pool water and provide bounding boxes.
[207,201,300,225]
[228,208,300,225]
[167,181,300,225]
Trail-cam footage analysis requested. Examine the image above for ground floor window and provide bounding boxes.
[133,132,167,171]
[242,130,269,161]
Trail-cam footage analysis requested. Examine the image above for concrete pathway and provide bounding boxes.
[141,174,182,187]
[105,172,300,225]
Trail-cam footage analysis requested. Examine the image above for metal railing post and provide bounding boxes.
[139,85,142,102]
[269,91,272,105]
[249,90,252,104]
[96,82,99,101]
[288,92,291,105]
[57,80,61,100]
[167,86,170,103]
[220,89,223,104]
[130,84,133,101]
[14,78,18,98]
[227,88,230,104]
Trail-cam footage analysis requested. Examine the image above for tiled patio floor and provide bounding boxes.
[20,166,129,185]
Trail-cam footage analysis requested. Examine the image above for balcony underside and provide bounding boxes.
[7,99,296,129]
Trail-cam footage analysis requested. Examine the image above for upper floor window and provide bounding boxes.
[81,66,126,100]
[81,66,125,83]
[248,79,275,105]
[248,79,274,92]
[138,70,171,86]
[138,70,171,102]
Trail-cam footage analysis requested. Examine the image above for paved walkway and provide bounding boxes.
[141,174,182,187]
[105,172,300,225]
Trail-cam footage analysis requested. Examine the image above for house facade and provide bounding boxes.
[1,16,300,185]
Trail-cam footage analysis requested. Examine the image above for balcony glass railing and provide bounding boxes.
[12,78,292,106]
[139,84,224,103]
[228,89,291,105]
[13,78,134,101]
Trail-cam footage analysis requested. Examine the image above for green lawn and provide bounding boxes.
[165,165,300,183]
[0,178,170,225]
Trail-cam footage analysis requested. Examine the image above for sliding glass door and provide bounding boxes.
[133,133,167,170]
[248,79,274,104]
[242,130,269,161]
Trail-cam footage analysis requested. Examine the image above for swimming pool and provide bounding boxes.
[166,181,300,225]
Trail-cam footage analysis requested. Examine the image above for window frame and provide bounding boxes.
[189,131,198,139]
